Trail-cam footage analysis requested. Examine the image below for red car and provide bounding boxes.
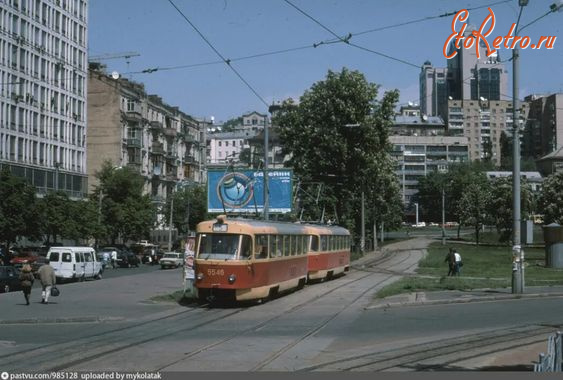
[10,251,47,276]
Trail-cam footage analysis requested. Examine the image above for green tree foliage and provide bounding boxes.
[94,161,156,244]
[220,117,243,133]
[414,163,489,234]
[0,168,42,248]
[38,191,73,243]
[167,184,208,235]
[538,171,563,224]
[487,176,533,243]
[274,68,401,241]
[458,182,492,245]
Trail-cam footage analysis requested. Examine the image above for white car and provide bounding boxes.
[160,252,183,269]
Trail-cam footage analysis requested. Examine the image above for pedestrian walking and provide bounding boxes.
[18,263,34,305]
[37,258,56,304]
[454,250,463,276]
[444,248,456,276]
[111,250,118,269]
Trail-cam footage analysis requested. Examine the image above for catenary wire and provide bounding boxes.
[125,0,511,76]
[166,0,269,108]
[282,0,420,68]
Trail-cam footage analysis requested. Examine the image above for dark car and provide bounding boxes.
[117,251,140,268]
[0,266,21,293]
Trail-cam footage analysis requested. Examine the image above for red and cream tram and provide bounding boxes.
[194,215,351,303]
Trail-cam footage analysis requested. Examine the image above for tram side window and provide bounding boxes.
[311,235,318,251]
[302,236,307,254]
[275,235,283,257]
[255,234,268,259]
[282,235,289,256]
[240,235,252,259]
[294,235,300,255]
[320,235,327,251]
[269,235,276,258]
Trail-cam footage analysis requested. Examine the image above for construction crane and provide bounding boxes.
[89,51,140,62]
[89,52,140,75]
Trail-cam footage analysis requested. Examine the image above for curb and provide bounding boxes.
[366,292,563,310]
[0,316,125,325]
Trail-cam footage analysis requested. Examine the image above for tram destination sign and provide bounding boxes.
[207,169,292,214]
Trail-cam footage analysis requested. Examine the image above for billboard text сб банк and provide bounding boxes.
[207,169,292,213]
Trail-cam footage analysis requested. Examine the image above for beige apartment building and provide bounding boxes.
[87,65,208,202]
[447,99,529,165]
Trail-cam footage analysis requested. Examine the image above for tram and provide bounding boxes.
[194,215,351,303]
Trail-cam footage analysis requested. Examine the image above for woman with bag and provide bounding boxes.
[18,264,34,305]
[37,258,57,304]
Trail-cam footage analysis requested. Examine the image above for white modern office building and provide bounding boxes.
[0,0,88,197]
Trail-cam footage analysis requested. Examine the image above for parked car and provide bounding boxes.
[0,266,21,293]
[47,247,103,282]
[117,252,140,268]
[160,252,184,269]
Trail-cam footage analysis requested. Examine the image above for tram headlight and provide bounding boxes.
[196,272,204,281]
[228,274,236,284]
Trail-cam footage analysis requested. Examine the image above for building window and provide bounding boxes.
[218,141,221,147]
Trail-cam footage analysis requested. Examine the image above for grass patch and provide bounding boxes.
[150,290,193,304]
[376,242,563,299]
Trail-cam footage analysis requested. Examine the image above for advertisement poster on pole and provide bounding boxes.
[184,237,195,281]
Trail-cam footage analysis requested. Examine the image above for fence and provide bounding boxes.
[534,331,562,372]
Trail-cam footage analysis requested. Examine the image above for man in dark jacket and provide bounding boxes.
[19,264,34,305]
[444,248,456,276]
[37,259,56,304]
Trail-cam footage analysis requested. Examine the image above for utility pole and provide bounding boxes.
[442,187,446,246]
[263,116,269,221]
[360,191,365,254]
[54,161,60,191]
[168,190,174,252]
[512,1,527,294]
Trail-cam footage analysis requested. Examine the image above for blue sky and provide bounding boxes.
[88,0,562,123]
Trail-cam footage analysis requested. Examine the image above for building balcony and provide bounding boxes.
[163,127,177,137]
[126,138,142,148]
[149,120,163,130]
[166,150,178,160]
[165,173,178,182]
[127,162,142,172]
[123,109,143,123]
[150,142,165,155]
[184,155,197,164]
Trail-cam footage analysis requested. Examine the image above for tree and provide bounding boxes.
[94,161,156,244]
[487,176,533,243]
[458,183,491,245]
[38,191,73,244]
[167,184,208,235]
[220,117,242,133]
[538,171,563,224]
[0,168,42,249]
[274,68,401,243]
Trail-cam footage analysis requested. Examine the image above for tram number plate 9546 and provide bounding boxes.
[207,268,225,276]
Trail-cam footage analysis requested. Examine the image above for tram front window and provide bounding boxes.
[197,234,240,260]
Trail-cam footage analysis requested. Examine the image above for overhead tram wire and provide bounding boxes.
[124,0,512,76]
[282,0,421,69]
[166,0,269,108]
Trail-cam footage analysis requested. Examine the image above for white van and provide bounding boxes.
[47,247,103,282]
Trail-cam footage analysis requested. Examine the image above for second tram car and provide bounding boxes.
[194,216,351,303]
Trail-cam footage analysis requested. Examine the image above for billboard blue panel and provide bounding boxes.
[207,169,292,213]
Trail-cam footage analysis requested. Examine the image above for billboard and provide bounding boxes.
[207,169,292,213]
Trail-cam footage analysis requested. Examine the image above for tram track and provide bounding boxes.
[1,240,424,372]
[297,324,560,371]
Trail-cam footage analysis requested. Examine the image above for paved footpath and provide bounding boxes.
[0,267,187,324]
[361,238,563,370]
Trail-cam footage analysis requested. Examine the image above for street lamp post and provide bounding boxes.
[415,203,419,226]
[168,188,175,252]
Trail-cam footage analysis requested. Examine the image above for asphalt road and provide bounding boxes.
[1,238,561,372]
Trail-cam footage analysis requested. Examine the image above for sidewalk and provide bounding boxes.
[0,268,186,324]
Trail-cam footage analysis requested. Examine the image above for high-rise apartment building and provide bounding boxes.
[419,61,448,120]
[447,99,528,164]
[0,0,88,197]
[87,66,208,200]
[522,93,563,159]
[446,27,508,102]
